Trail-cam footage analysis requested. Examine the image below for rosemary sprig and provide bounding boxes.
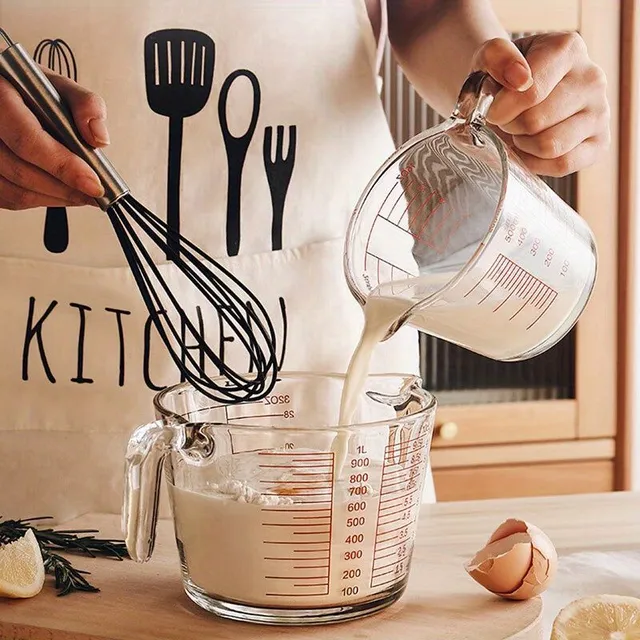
[0,516,129,596]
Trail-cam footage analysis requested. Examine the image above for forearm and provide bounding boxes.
[387,0,509,116]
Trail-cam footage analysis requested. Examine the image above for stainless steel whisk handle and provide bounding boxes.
[0,30,129,210]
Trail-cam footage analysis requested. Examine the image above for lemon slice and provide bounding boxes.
[551,594,640,640]
[0,529,46,598]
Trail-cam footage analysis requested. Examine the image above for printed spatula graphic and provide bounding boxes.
[144,29,215,259]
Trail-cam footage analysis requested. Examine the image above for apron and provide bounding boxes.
[0,0,434,523]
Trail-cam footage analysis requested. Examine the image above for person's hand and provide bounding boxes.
[471,33,610,177]
[0,69,110,211]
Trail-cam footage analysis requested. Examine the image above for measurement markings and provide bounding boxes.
[508,300,529,320]
[264,541,331,546]
[261,479,331,485]
[259,465,332,469]
[478,282,501,305]
[366,252,414,277]
[515,272,537,297]
[384,450,425,463]
[294,531,331,535]
[373,577,404,589]
[527,297,557,329]
[376,181,399,223]
[385,433,429,448]
[537,290,557,310]
[378,503,416,518]
[264,557,329,561]
[263,523,331,527]
[373,568,398,579]
[389,186,409,223]
[266,575,327,580]
[266,593,325,597]
[371,437,424,589]
[382,461,425,478]
[377,523,411,537]
[464,255,559,327]
[257,452,334,457]
[376,214,411,235]
[374,550,402,561]
[261,508,331,512]
[292,471,332,475]
[502,267,526,293]
[378,485,418,498]
[381,477,417,490]
[396,189,425,226]
[531,285,550,307]
[384,444,428,461]
[261,451,333,598]
[377,533,406,546]
[380,487,421,506]
[375,538,410,553]
[263,494,332,499]
[228,413,284,420]
[412,192,444,241]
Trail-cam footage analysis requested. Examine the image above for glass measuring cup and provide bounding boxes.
[123,372,436,625]
[345,71,597,360]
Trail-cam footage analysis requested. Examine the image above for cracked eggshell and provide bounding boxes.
[464,518,558,601]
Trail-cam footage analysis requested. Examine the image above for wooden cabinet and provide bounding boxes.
[380,0,631,500]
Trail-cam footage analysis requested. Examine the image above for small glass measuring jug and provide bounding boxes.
[345,71,597,361]
[123,372,436,625]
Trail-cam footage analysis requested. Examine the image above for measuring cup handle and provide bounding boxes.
[122,420,173,563]
[451,71,502,127]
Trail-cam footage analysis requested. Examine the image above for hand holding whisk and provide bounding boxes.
[0,28,279,403]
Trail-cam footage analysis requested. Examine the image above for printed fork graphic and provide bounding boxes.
[263,125,297,252]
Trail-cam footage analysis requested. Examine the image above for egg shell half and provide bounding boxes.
[465,518,558,601]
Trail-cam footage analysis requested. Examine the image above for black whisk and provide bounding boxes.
[0,28,278,403]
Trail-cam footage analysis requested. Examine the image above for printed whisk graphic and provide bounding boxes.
[34,38,78,253]
[0,28,278,403]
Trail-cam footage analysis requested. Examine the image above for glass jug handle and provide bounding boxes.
[122,420,173,563]
[451,71,502,128]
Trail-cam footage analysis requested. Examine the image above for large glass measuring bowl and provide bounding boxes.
[123,373,437,625]
[345,72,598,360]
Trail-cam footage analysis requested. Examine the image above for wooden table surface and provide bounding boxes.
[1,492,639,640]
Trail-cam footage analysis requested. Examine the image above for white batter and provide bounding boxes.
[170,448,423,608]
[171,296,423,610]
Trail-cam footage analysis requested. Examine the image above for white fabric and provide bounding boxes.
[542,550,640,636]
[0,0,431,521]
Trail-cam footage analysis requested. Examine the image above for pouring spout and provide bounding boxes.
[379,316,410,342]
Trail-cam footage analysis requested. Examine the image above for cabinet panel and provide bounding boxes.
[431,438,615,468]
[432,400,576,448]
[575,0,621,439]
[433,460,614,501]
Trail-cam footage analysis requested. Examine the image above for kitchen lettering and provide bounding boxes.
[21,296,288,390]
